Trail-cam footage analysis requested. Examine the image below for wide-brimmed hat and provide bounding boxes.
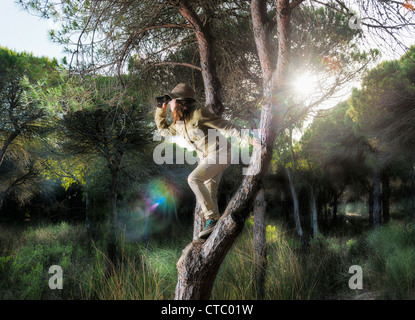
[165,83,195,100]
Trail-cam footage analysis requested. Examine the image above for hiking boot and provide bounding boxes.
[198,219,218,239]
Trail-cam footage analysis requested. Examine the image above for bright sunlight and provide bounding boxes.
[292,71,319,96]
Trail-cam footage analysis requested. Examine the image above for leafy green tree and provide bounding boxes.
[301,101,371,224]
[58,77,155,268]
[0,47,58,210]
[25,63,159,264]
[349,46,415,223]
[42,154,99,239]
[272,125,306,243]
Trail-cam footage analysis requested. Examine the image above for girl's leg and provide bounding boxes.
[203,171,223,220]
[187,154,230,221]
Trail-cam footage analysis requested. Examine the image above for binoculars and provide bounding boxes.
[155,95,172,108]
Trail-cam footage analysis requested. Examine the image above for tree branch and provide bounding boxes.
[290,0,305,10]
[173,0,224,114]
[151,61,202,71]
[251,0,276,88]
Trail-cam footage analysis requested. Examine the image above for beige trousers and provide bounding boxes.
[187,148,231,220]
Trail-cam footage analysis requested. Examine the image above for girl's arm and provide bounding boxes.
[154,105,177,137]
[199,107,252,144]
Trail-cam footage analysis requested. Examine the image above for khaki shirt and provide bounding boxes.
[155,105,251,160]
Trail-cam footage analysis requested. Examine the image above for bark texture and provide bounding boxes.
[285,167,304,240]
[253,187,267,299]
[176,0,223,115]
[309,186,318,238]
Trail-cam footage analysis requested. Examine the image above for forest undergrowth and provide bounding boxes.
[1,213,414,300]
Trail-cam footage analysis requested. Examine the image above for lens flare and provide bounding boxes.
[121,178,181,242]
[149,196,166,211]
[144,178,179,215]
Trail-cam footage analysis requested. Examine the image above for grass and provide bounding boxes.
[1,216,415,300]
[0,222,89,299]
[79,246,177,299]
[212,221,312,299]
[364,223,415,299]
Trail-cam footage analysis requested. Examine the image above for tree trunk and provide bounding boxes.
[285,167,304,242]
[381,173,390,223]
[0,191,7,211]
[85,171,94,243]
[324,202,328,221]
[174,0,292,300]
[0,132,18,168]
[192,203,204,241]
[309,185,318,238]
[176,1,223,115]
[373,170,382,227]
[175,93,281,299]
[411,164,415,224]
[368,185,374,224]
[253,187,267,299]
[175,94,278,298]
[251,0,275,88]
[85,189,92,242]
[107,164,120,272]
[0,175,24,211]
[83,170,95,240]
[333,192,338,221]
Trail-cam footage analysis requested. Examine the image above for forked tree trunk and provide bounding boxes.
[175,0,293,300]
[175,125,273,299]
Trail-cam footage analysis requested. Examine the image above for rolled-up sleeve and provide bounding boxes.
[155,107,177,137]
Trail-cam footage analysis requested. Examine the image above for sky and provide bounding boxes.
[0,0,66,61]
